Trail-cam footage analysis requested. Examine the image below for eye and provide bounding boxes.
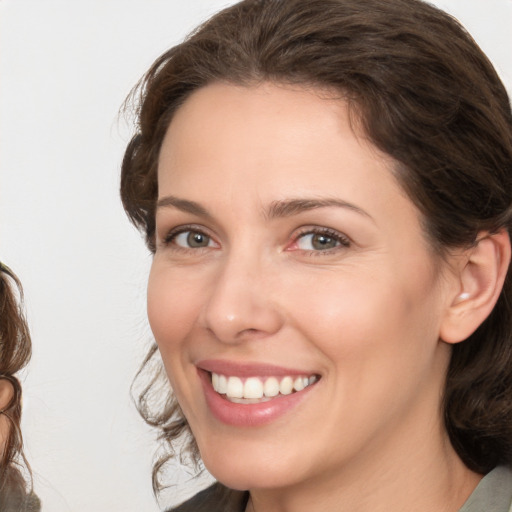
[297,232,339,250]
[164,228,215,249]
[289,228,350,253]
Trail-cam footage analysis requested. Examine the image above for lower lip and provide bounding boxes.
[199,370,316,427]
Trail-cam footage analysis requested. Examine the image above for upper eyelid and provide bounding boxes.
[155,214,222,238]
[293,226,351,242]
[163,224,211,237]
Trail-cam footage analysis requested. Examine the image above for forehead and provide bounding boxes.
[158,82,399,194]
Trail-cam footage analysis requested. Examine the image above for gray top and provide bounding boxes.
[459,466,512,512]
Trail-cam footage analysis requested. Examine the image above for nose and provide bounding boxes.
[200,254,284,344]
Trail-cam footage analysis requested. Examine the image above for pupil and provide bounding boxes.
[188,232,208,247]
[312,234,335,250]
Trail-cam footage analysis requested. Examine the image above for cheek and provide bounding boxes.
[285,264,441,366]
[146,264,207,414]
[146,263,202,356]
[289,269,447,434]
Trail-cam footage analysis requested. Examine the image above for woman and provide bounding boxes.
[0,263,40,511]
[121,0,512,510]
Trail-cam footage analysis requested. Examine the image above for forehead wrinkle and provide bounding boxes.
[156,195,211,218]
[265,198,373,221]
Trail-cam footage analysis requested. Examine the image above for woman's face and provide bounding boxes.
[148,82,458,491]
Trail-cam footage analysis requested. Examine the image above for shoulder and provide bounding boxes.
[459,466,512,512]
[168,482,248,512]
[0,491,41,512]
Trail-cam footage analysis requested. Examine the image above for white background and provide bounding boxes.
[1,1,511,511]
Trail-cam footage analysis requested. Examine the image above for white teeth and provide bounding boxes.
[279,376,294,395]
[212,373,219,391]
[218,375,228,394]
[244,378,263,399]
[263,377,280,397]
[226,376,243,398]
[293,377,305,392]
[211,372,318,400]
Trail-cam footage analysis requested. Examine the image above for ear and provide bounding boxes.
[0,379,14,447]
[0,378,14,411]
[440,229,511,344]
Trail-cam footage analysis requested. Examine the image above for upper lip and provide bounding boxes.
[196,359,318,378]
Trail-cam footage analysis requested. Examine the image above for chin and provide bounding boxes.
[207,465,291,492]
[199,440,310,492]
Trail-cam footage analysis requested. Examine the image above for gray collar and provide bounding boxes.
[459,466,512,512]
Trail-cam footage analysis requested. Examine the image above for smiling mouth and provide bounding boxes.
[210,372,319,404]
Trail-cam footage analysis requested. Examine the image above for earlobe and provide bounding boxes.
[440,229,511,344]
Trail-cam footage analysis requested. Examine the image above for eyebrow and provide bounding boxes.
[156,195,372,221]
[266,198,372,221]
[156,196,210,217]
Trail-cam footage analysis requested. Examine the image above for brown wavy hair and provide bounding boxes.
[120,0,512,492]
[0,263,35,510]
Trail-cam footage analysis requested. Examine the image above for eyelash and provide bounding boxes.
[160,225,351,255]
[289,227,351,256]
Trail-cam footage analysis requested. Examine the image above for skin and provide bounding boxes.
[148,82,482,512]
